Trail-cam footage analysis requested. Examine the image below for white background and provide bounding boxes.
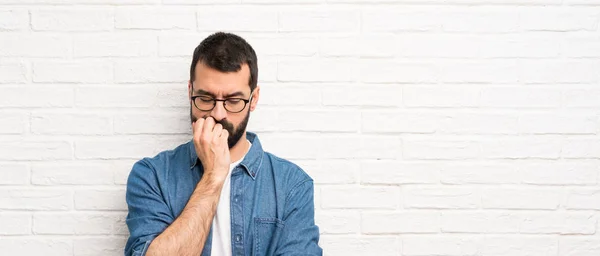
[1,0,600,255]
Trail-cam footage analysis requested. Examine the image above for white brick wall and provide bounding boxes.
[0,1,599,256]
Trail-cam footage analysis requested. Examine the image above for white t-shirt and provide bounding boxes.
[211,140,251,256]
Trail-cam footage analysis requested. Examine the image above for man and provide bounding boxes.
[123,32,322,256]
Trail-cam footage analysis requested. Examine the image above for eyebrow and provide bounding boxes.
[195,89,246,98]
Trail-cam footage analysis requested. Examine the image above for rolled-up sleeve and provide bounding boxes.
[124,159,174,256]
[276,180,323,255]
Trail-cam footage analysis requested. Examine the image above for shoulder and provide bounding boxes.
[127,141,192,185]
[262,151,314,195]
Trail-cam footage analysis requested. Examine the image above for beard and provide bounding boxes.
[190,107,250,149]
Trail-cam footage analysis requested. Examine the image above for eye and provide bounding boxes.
[226,98,243,104]
[198,96,214,103]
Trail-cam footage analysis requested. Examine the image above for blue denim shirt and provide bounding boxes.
[124,132,322,256]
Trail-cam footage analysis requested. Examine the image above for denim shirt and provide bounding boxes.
[124,132,322,256]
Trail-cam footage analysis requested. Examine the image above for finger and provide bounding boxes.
[193,117,205,141]
[213,123,223,137]
[201,116,215,141]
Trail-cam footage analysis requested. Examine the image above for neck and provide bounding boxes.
[229,131,249,163]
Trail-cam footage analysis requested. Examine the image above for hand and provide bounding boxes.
[192,117,231,183]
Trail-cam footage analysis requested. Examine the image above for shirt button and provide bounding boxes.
[234,197,238,202]
[235,235,241,242]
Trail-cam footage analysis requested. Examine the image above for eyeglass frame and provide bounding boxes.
[190,83,254,113]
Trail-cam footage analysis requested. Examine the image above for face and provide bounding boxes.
[189,61,259,149]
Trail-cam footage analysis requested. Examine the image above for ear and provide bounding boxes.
[250,85,260,112]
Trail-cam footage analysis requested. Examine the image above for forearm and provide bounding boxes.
[146,176,224,256]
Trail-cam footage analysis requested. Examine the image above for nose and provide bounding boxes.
[210,100,227,121]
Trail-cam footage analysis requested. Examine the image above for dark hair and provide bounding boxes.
[189,32,258,92]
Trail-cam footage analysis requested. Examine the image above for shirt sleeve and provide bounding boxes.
[123,159,174,256]
[276,180,323,256]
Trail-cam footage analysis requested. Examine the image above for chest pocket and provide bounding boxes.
[253,217,284,256]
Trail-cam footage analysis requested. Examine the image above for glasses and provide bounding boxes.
[191,95,252,113]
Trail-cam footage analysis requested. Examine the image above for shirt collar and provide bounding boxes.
[189,131,264,180]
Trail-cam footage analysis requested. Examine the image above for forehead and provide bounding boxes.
[193,62,251,95]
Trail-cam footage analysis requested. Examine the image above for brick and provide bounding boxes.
[440,163,520,184]
[257,56,277,83]
[74,238,127,256]
[279,9,359,32]
[403,235,479,256]
[115,60,188,83]
[0,86,73,108]
[0,213,31,235]
[520,212,596,234]
[360,161,439,185]
[318,135,402,159]
[562,139,600,159]
[116,7,195,30]
[0,239,72,256]
[438,60,519,83]
[157,84,189,107]
[403,85,479,108]
[296,160,359,184]
[440,113,519,134]
[321,186,399,209]
[564,88,600,108]
[360,61,437,83]
[33,213,127,235]
[114,111,190,134]
[31,112,112,135]
[559,238,600,256]
[441,211,521,233]
[163,0,236,3]
[480,86,562,108]
[0,140,72,160]
[322,84,402,107]
[319,35,397,58]
[315,211,360,234]
[33,61,112,83]
[404,187,479,209]
[362,10,439,32]
[75,136,187,160]
[442,10,519,33]
[259,134,320,159]
[31,8,113,31]
[567,0,600,4]
[403,139,479,160]
[519,60,599,84]
[75,189,127,210]
[0,61,28,83]
[31,162,116,185]
[0,9,28,31]
[248,36,318,57]
[320,236,400,256]
[0,163,29,185]
[278,59,357,82]
[74,33,157,57]
[113,160,137,185]
[480,138,562,159]
[519,113,598,134]
[278,110,359,132]
[198,7,277,32]
[395,34,478,58]
[158,33,208,57]
[0,33,71,57]
[563,35,600,57]
[482,188,561,210]
[0,111,27,134]
[566,189,600,210]
[0,189,72,210]
[481,236,557,256]
[246,108,278,132]
[520,8,599,31]
[259,84,321,106]
[362,211,439,234]
[520,162,598,185]
[76,85,157,108]
[362,111,440,134]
